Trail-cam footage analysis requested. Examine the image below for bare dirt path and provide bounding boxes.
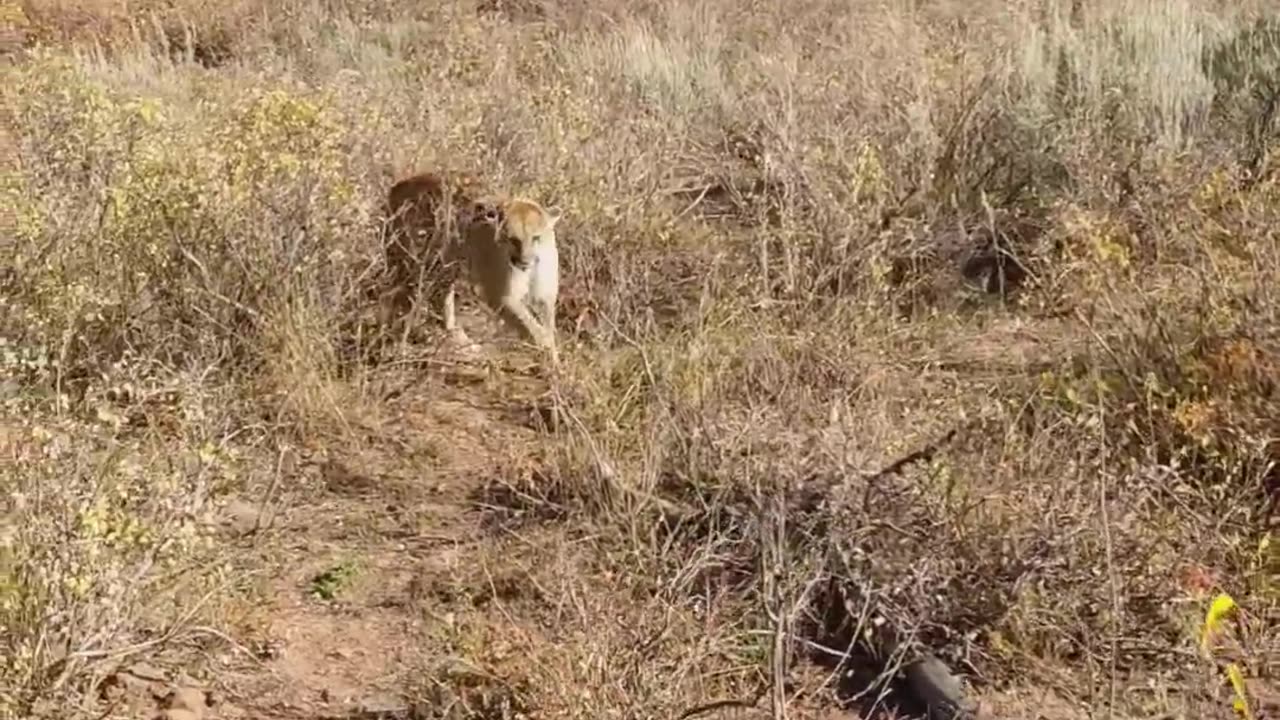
[134,317,561,720]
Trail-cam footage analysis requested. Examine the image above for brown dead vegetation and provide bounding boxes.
[3,1,1279,720]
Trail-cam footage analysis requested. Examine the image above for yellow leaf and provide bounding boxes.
[1225,663,1253,720]
[1202,593,1238,656]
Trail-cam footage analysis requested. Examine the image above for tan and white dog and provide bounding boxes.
[382,172,561,361]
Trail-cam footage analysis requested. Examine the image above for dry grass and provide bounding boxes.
[3,0,1278,718]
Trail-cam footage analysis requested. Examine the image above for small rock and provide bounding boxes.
[126,661,169,682]
[323,460,377,494]
[357,691,410,717]
[154,686,207,720]
[904,654,978,720]
[218,499,262,535]
[279,445,299,476]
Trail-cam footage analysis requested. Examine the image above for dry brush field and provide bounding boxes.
[1,0,1278,718]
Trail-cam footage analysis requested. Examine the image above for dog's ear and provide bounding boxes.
[544,206,562,228]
